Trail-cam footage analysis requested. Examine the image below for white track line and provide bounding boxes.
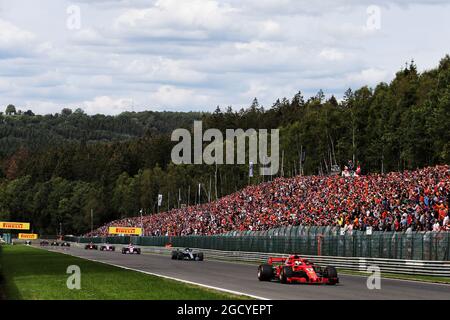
[36,246,450,290]
[39,246,269,300]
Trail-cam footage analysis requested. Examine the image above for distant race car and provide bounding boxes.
[84,243,98,250]
[100,244,116,251]
[257,255,339,285]
[122,244,141,254]
[40,240,49,246]
[25,240,32,246]
[51,241,60,246]
[61,242,71,247]
[171,248,204,261]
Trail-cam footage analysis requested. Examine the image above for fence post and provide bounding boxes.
[342,236,346,257]
[446,232,450,261]
[422,233,424,260]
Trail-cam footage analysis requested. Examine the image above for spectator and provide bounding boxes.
[433,220,441,232]
[86,165,450,237]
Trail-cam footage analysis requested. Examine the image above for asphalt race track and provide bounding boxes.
[42,245,450,300]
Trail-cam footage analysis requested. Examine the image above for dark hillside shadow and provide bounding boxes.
[0,246,23,300]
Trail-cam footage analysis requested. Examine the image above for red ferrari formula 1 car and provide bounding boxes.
[258,255,339,285]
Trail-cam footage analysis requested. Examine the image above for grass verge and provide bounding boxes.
[0,245,250,300]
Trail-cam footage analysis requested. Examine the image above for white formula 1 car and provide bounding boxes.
[100,243,116,251]
[121,244,141,254]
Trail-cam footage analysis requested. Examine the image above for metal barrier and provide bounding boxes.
[141,246,450,277]
[70,228,450,261]
[67,242,450,277]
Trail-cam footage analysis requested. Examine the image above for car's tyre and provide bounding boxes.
[323,266,338,285]
[177,252,184,260]
[136,249,141,255]
[257,265,273,281]
[171,251,178,260]
[112,247,115,251]
[280,266,293,284]
[313,266,323,276]
[279,268,287,284]
[197,252,204,261]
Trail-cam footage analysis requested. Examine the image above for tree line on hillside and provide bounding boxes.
[0,56,449,235]
[0,109,203,159]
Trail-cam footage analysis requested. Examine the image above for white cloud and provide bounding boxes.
[0,78,14,93]
[82,96,133,115]
[347,68,390,85]
[148,85,209,109]
[0,19,36,58]
[319,48,345,61]
[86,75,114,88]
[259,20,281,38]
[123,57,206,83]
[115,0,237,40]
[71,28,105,44]
[243,81,269,100]
[0,0,450,113]
[20,100,60,114]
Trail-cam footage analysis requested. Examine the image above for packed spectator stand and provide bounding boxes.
[87,165,450,237]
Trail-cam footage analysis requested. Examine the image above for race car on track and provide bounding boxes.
[84,243,98,250]
[100,243,116,251]
[121,244,141,254]
[51,241,60,246]
[61,242,71,247]
[257,255,339,285]
[40,240,49,246]
[171,248,204,261]
[25,240,32,246]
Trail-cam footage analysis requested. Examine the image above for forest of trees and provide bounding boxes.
[0,56,449,235]
[0,109,203,159]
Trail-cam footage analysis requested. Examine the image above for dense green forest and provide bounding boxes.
[0,108,203,159]
[0,56,449,235]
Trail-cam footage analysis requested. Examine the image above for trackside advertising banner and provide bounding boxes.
[108,227,142,235]
[18,233,38,240]
[0,221,30,230]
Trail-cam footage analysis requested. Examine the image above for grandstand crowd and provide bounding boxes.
[87,165,450,237]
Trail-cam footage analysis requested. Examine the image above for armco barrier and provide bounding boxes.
[67,242,450,277]
[70,229,450,261]
[137,246,450,277]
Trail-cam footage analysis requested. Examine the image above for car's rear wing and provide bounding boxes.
[268,257,288,264]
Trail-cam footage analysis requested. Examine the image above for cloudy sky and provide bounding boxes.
[0,0,449,115]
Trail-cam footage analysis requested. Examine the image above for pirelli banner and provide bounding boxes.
[108,227,142,235]
[19,233,38,240]
[0,221,30,230]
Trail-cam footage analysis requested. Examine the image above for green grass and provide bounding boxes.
[337,268,450,284]
[0,245,249,300]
